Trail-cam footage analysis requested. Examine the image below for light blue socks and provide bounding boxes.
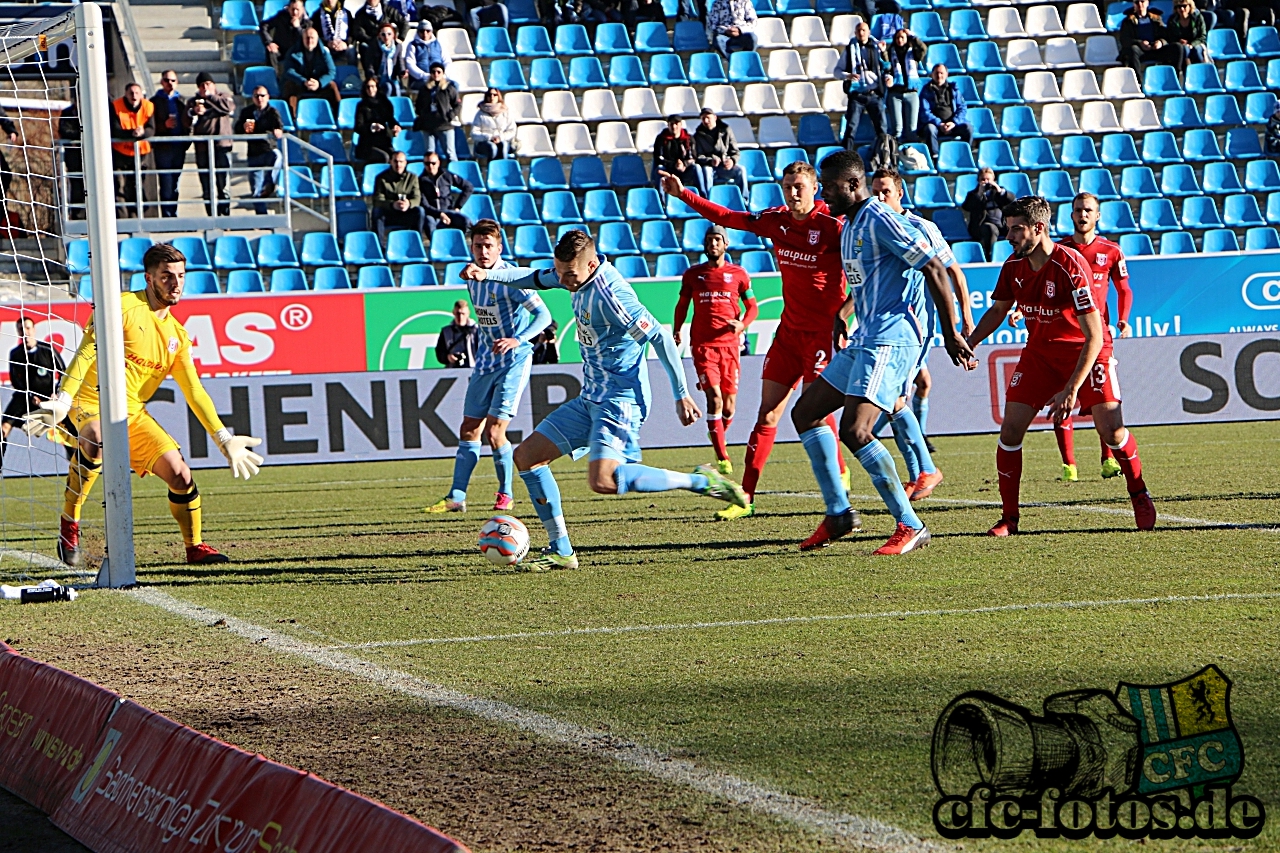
[519,466,572,555]
[615,463,709,495]
[855,440,922,529]
[800,425,852,516]
[447,440,482,502]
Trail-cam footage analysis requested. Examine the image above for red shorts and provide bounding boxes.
[761,328,833,389]
[693,343,741,395]
[1006,346,1121,412]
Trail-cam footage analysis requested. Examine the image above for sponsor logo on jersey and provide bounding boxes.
[1073,286,1094,311]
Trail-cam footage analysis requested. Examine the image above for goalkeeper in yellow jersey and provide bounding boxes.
[24,243,264,566]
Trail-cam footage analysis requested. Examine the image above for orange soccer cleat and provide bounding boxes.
[987,517,1019,537]
[186,543,230,565]
[873,523,931,555]
[799,509,861,551]
[910,469,944,501]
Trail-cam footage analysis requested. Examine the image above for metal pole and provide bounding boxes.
[75,2,135,588]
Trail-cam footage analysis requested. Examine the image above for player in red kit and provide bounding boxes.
[967,196,1155,536]
[660,160,849,521]
[673,225,759,473]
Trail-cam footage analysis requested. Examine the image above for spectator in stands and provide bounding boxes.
[368,22,407,94]
[626,0,667,29]
[1165,0,1208,67]
[261,0,311,75]
[354,77,401,163]
[869,0,904,42]
[882,29,924,141]
[653,115,699,190]
[835,21,887,147]
[694,108,747,196]
[187,73,234,217]
[58,97,84,220]
[918,63,970,157]
[1118,0,1183,75]
[532,321,559,364]
[707,0,758,56]
[234,85,284,214]
[150,70,189,219]
[313,0,356,67]
[413,62,461,162]
[282,26,341,115]
[351,0,408,79]
[372,150,425,240]
[404,20,446,93]
[471,0,511,29]
[436,300,476,368]
[420,151,473,236]
[470,87,517,166]
[109,82,155,220]
[961,168,1014,260]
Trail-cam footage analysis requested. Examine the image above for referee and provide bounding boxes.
[2,315,72,459]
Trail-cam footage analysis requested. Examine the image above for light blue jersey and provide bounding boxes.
[903,210,955,339]
[469,259,548,375]
[840,199,937,347]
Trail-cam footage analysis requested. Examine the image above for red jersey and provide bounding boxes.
[676,261,758,347]
[994,243,1111,350]
[680,190,847,335]
[1057,235,1133,328]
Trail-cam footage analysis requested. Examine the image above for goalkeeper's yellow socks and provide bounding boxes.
[62,449,101,522]
[168,484,202,547]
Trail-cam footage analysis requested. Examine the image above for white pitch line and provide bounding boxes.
[0,548,78,572]
[329,591,1280,651]
[127,588,941,853]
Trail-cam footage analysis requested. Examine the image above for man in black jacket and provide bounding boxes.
[413,63,460,162]
[435,300,476,368]
[961,168,1015,260]
[151,70,189,218]
[834,21,886,147]
[2,316,70,460]
[653,114,699,190]
[693,108,747,195]
[350,0,408,79]
[261,0,311,74]
[234,86,285,214]
[420,152,472,236]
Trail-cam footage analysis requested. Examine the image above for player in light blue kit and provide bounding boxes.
[790,151,976,555]
[426,220,553,514]
[461,230,749,571]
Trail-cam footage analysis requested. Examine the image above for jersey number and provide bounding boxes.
[576,324,597,348]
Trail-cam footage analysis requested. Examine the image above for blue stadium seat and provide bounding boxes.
[488,59,529,91]
[954,172,978,201]
[300,232,342,266]
[1160,231,1197,254]
[674,21,711,52]
[311,131,351,164]
[641,220,680,253]
[937,139,978,172]
[1245,226,1280,250]
[583,189,625,222]
[501,192,542,226]
[541,190,584,224]
[1000,105,1040,138]
[1208,28,1245,61]
[1078,168,1120,200]
[1143,64,1183,97]
[773,147,810,179]
[476,26,515,58]
[262,0,287,18]
[727,228,764,251]
[910,11,947,41]
[1224,61,1265,94]
[610,154,650,189]
[798,115,837,146]
[336,199,368,238]
[590,22,631,55]
[212,235,254,271]
[932,208,969,243]
[183,271,220,294]
[1202,162,1244,195]
[568,156,608,190]
[735,149,770,184]
[488,159,527,193]
[598,222,641,255]
[1120,166,1160,199]
[127,272,147,291]
[568,56,608,88]
[1119,233,1155,257]
[400,264,438,287]
[1160,163,1202,197]
[1139,198,1180,231]
[1162,97,1204,130]
[1182,128,1224,161]
[952,241,987,263]
[442,262,468,284]
[649,54,689,87]
[516,25,555,57]
[1265,57,1280,88]
[296,98,337,132]
[749,182,785,212]
[1019,136,1060,170]
[269,268,309,291]
[963,41,1003,73]
[898,142,936,175]
[513,225,554,258]
[682,218,713,251]
[337,97,358,131]
[992,242,1015,262]
[626,187,667,220]
[448,159,485,194]
[636,20,673,52]
[928,43,965,74]
[169,236,212,271]
[710,185,747,211]
[461,193,498,224]
[912,176,955,208]
[949,9,988,40]
[740,250,777,272]
[384,230,428,265]
[613,255,651,278]
[609,55,648,87]
[314,267,352,289]
[1061,135,1104,169]
[224,269,262,294]
[529,156,569,190]
[998,171,1033,198]
[255,234,300,269]
[65,239,91,276]
[430,229,471,262]
[952,75,982,107]
[1246,91,1278,124]
[688,52,728,85]
[231,33,267,65]
[530,57,570,90]
[983,73,1023,105]
[1224,192,1266,227]
[1269,192,1280,224]
[553,23,592,55]
[1037,169,1075,203]
[1246,158,1280,192]
[1182,195,1223,229]
[1100,133,1141,167]
[509,0,538,23]
[281,167,320,199]
[219,0,259,31]
[777,0,814,12]
[977,140,1017,172]
[815,145,844,170]
[240,66,279,98]
[1225,127,1263,158]
[1247,25,1280,57]
[1141,131,1184,164]
[961,107,997,143]
[1202,229,1240,252]
[1099,200,1139,233]
[728,51,767,83]
[1184,63,1225,95]
[655,253,691,277]
[1204,94,1244,127]
[343,231,385,266]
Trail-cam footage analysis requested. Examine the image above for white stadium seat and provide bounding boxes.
[1005,38,1045,70]
[1065,3,1106,33]
[1121,98,1162,132]
[1101,66,1141,99]
[1024,5,1066,36]
[446,60,487,93]
[553,123,595,156]
[822,79,848,113]
[594,121,637,154]
[757,115,798,147]
[662,85,701,117]
[1022,71,1063,102]
[1061,68,1102,100]
[635,119,668,152]
[1080,100,1122,133]
[827,14,863,47]
[460,92,483,125]
[742,82,784,114]
[767,49,808,81]
[1040,102,1081,135]
[437,28,474,60]
[986,8,1027,38]
[789,15,830,47]
[1085,34,1119,66]
[807,47,840,79]
[621,87,663,119]
[1043,36,1085,68]
[756,17,791,49]
[505,92,542,123]
[581,89,622,121]
[782,81,823,113]
[540,90,582,123]
[972,0,1012,7]
[702,84,745,116]
[725,116,760,148]
[515,124,555,158]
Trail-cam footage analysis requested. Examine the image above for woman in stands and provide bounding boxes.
[470,88,517,168]
[1165,0,1209,66]
[882,28,924,142]
[354,77,402,164]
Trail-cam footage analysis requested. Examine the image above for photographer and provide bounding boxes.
[435,300,476,369]
[186,73,234,217]
[532,321,559,364]
[961,168,1014,260]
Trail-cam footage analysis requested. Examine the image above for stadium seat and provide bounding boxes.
[1225,127,1263,159]
[758,116,798,147]
[1185,63,1225,95]
[1101,67,1141,100]
[613,255,651,278]
[682,218,714,251]
[269,268,309,292]
[951,241,987,264]
[987,8,1026,39]
[1246,158,1280,192]
[931,208,969,243]
[168,236,212,271]
[1006,39,1045,71]
[176,272,215,295]
[461,194,499,224]
[782,80,823,114]
[647,55,688,88]
[688,52,728,86]
[626,187,667,220]
[1065,3,1107,33]
[1246,92,1278,124]
[640,221,680,254]
[1120,98,1162,133]
[342,231,384,266]
[912,176,955,208]
[1208,28,1245,61]
[1022,71,1063,103]
[664,189,698,220]
[442,262,468,285]
[954,172,978,201]
[429,229,471,263]
[231,33,267,66]
[1053,202,1074,236]
[597,221,641,255]
[609,55,648,87]
[655,254,691,277]
[1078,168,1120,200]
[992,242,1015,262]
[740,250,778,272]
[937,140,978,173]
[1224,193,1267,227]
[1202,229,1240,252]
[756,17,791,49]
[910,11,947,41]
[983,73,1023,104]
[1084,34,1120,66]
[1182,195,1223,229]
[728,51,769,84]
[1042,103,1082,135]
[998,171,1033,198]
[1182,128,1224,162]
[1144,65,1183,98]
[1037,169,1076,203]
[1245,226,1280,250]
[702,84,745,117]
[580,89,623,121]
[126,272,146,292]
[1120,166,1160,199]
[476,26,515,58]
[212,235,254,271]
[1141,131,1183,164]
[509,0,538,22]
[552,23,592,56]
[1043,36,1084,68]
[382,230,426,265]
[1027,5,1068,36]
[727,228,765,251]
[500,192,542,226]
[529,157,569,191]
[663,86,702,117]
[314,267,352,290]
[1098,199,1138,233]
[240,67,279,99]
[1139,197,1179,231]
[1020,136,1060,169]
[354,266,393,289]
[253,234,299,270]
[739,149,773,183]
[898,142,936,175]
[674,20,711,52]
[710,185,748,211]
[790,13,830,46]
[513,225,554,259]
[742,83,784,115]
[1160,231,1197,254]
[447,61,488,93]
[1204,94,1244,127]
[1000,105,1041,137]
[1118,233,1154,257]
[65,239,91,276]
[797,113,837,146]
[768,49,808,82]
[1266,58,1280,89]
[968,108,1000,140]
[300,232,342,267]
[1162,97,1204,130]
[488,59,529,91]
[1247,25,1280,58]
[1224,61,1265,94]
[516,25,555,57]
[960,41,999,73]
[553,123,595,156]
[621,88,663,120]
[530,58,569,90]
[398,264,437,288]
[1159,163,1201,197]
[564,155,610,192]
[486,160,526,195]
[635,20,673,52]
[581,189,624,222]
[541,90,582,123]
[220,0,259,31]
[610,154,650,189]
[949,9,988,40]
[1202,162,1244,195]
[437,28,475,59]
[978,139,1017,171]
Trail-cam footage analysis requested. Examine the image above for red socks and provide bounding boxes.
[1109,430,1146,494]
[1054,417,1075,466]
[824,413,848,473]
[707,416,729,462]
[996,442,1023,521]
[1099,436,1114,463]
[742,424,777,499]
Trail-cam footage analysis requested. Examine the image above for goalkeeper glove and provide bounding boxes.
[22,391,72,437]
[214,428,264,480]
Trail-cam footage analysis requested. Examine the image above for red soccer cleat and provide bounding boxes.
[186,543,230,565]
[903,479,917,499]
[987,517,1019,537]
[1131,490,1156,531]
[910,469,944,501]
[799,509,862,551]
[494,492,514,512]
[874,523,931,555]
[58,517,81,567]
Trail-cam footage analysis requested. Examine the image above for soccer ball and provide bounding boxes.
[478,515,530,566]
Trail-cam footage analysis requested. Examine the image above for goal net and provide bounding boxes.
[0,5,133,591]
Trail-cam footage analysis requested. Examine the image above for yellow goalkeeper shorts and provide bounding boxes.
[71,396,180,477]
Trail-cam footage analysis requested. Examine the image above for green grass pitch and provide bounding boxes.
[3,420,1279,850]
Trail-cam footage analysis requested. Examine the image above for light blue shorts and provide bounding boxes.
[463,356,533,421]
[534,395,644,463]
[822,342,922,413]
